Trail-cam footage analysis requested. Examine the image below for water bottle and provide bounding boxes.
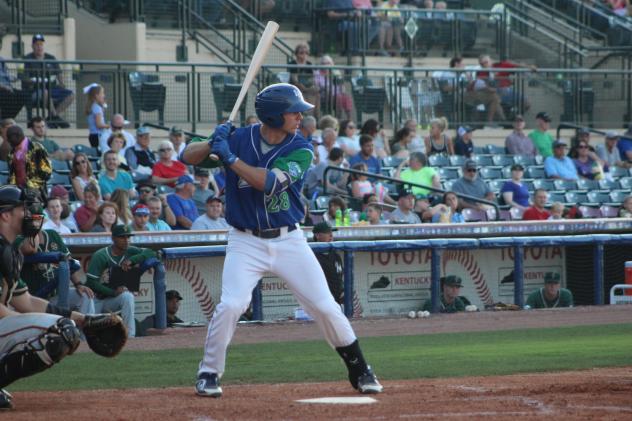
[344,209,351,226]
[335,209,343,227]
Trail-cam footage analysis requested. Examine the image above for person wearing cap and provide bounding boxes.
[125,126,157,174]
[522,188,550,221]
[29,116,74,161]
[526,272,573,309]
[389,186,422,224]
[311,222,344,305]
[597,131,631,169]
[192,196,229,230]
[166,290,184,327]
[193,167,220,214]
[422,275,467,313]
[98,150,137,200]
[528,112,554,158]
[500,164,529,210]
[166,175,200,230]
[505,115,535,156]
[151,140,189,187]
[85,224,167,337]
[22,34,73,128]
[544,140,579,181]
[18,205,95,313]
[130,203,151,231]
[454,126,475,158]
[168,126,187,160]
[394,152,440,198]
[6,125,52,201]
[451,160,495,210]
[99,113,136,154]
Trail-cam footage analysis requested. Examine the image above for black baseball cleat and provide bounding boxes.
[0,389,13,410]
[356,367,383,394]
[195,372,222,397]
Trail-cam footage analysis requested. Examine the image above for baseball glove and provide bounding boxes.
[83,313,128,357]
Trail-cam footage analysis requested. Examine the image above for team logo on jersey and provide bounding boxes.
[238,177,251,189]
[288,162,302,179]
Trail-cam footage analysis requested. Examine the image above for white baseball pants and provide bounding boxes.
[198,228,357,376]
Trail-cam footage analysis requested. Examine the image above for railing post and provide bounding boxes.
[513,245,524,307]
[343,250,354,318]
[430,248,441,313]
[191,64,196,133]
[593,242,604,305]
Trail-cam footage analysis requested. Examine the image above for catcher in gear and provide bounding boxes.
[0,185,127,410]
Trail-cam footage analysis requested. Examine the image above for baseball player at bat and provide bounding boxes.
[181,83,383,397]
[0,185,126,410]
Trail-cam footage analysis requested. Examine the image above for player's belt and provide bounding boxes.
[235,225,297,239]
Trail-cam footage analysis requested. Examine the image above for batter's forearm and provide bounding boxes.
[229,160,267,191]
[182,142,212,165]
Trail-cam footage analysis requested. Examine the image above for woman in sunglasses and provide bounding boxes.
[151,140,189,188]
[573,141,607,180]
[70,152,97,201]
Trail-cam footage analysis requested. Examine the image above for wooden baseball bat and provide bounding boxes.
[210,21,280,160]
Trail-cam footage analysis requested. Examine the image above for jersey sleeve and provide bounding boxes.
[271,148,313,184]
[188,137,223,169]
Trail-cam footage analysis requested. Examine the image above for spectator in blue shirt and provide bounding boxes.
[500,163,529,210]
[617,124,632,162]
[348,134,381,175]
[544,140,579,181]
[98,150,137,200]
[166,175,200,230]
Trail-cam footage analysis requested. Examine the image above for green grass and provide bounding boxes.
[10,323,632,391]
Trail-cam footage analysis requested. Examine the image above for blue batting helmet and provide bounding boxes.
[255,83,314,128]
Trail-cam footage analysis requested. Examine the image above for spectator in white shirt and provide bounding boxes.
[99,113,136,154]
[191,197,230,230]
[42,197,71,234]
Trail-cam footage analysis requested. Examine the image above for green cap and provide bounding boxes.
[112,224,134,237]
[441,275,463,287]
[544,272,561,283]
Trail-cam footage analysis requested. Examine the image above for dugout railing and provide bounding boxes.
[159,232,632,318]
[1,59,632,129]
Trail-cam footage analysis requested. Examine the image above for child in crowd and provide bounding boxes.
[549,202,565,220]
[85,83,109,149]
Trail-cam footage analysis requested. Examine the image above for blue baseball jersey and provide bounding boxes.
[193,124,313,230]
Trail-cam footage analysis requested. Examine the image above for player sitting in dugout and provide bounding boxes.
[526,272,573,309]
[422,275,471,313]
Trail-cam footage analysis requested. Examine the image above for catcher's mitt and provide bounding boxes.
[83,313,128,357]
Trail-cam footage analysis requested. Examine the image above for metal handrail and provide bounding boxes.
[322,166,501,221]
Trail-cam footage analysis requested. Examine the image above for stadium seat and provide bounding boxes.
[315,195,330,210]
[587,191,611,204]
[479,167,503,180]
[599,205,620,218]
[514,155,537,166]
[428,154,450,167]
[492,155,514,167]
[129,72,166,126]
[565,191,589,205]
[437,167,460,180]
[533,179,556,191]
[509,206,525,220]
[578,206,601,218]
[211,74,246,124]
[522,179,535,192]
[472,146,486,155]
[462,208,486,222]
[382,156,404,167]
[609,190,630,204]
[351,77,385,123]
[51,159,70,174]
[49,172,70,187]
[547,191,567,204]
[525,166,546,179]
[619,177,632,190]
[0,174,7,184]
[581,179,603,191]
[485,207,510,221]
[72,144,99,157]
[0,160,8,175]
[610,166,630,178]
[486,144,506,155]
[442,179,457,191]
[501,166,512,178]
[472,155,494,166]
[487,179,509,193]
[554,179,578,191]
[449,155,466,167]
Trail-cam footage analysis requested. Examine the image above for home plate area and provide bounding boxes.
[8,367,632,420]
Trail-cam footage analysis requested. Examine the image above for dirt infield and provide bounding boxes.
[7,305,632,420]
